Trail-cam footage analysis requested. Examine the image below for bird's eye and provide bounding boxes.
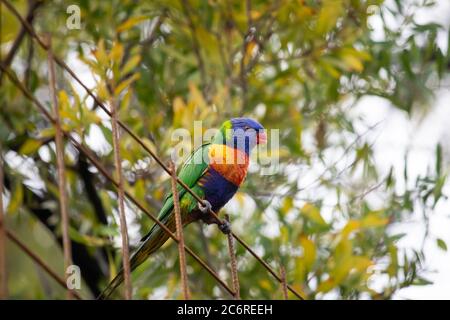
[243,126,250,131]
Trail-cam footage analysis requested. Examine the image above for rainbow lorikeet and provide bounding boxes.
[99,118,266,299]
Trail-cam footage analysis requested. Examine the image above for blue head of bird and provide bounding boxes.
[215,118,267,154]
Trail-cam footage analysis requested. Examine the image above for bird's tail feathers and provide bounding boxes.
[97,224,172,299]
[97,270,124,300]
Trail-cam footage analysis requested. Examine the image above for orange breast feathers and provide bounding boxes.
[208,144,249,186]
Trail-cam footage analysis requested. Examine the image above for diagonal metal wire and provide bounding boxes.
[225,214,240,300]
[44,33,73,300]
[170,161,190,300]
[109,95,132,300]
[0,63,235,298]
[280,265,288,300]
[1,0,305,300]
[0,144,7,299]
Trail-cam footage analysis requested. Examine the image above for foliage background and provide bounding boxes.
[0,0,449,299]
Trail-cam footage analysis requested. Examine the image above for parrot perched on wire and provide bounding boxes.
[98,118,266,299]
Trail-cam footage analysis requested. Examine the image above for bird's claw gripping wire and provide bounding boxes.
[219,220,231,235]
[198,200,231,234]
[198,200,212,214]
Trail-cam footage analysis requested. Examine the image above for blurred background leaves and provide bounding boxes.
[0,0,449,299]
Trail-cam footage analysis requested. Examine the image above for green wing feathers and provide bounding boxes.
[98,143,210,299]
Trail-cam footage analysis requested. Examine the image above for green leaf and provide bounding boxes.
[437,238,447,252]
[69,227,109,247]
[412,277,433,286]
[435,144,442,175]
[433,175,446,207]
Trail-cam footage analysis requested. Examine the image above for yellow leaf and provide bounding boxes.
[0,2,24,43]
[280,197,293,214]
[335,238,352,260]
[120,88,132,114]
[351,256,373,274]
[188,82,207,110]
[340,47,371,61]
[97,82,109,100]
[173,97,186,127]
[259,279,272,291]
[110,42,124,64]
[361,212,389,228]
[280,226,289,243]
[301,203,327,226]
[121,55,141,75]
[134,179,146,200]
[39,127,56,139]
[58,90,71,109]
[341,220,361,238]
[337,48,371,73]
[300,236,316,270]
[84,109,102,124]
[19,139,42,155]
[244,41,257,65]
[93,39,108,65]
[296,5,314,20]
[250,10,262,20]
[60,110,78,123]
[341,54,364,72]
[387,245,398,277]
[114,73,140,96]
[317,278,335,293]
[116,16,148,33]
[316,0,343,35]
[332,238,353,283]
[7,181,23,214]
[296,257,306,281]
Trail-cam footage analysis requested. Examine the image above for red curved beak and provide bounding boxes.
[257,131,267,145]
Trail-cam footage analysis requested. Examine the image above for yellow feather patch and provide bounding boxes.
[208,144,249,186]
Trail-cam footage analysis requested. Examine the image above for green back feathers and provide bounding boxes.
[141,143,210,241]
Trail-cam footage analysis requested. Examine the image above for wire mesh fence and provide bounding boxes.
[0,0,304,300]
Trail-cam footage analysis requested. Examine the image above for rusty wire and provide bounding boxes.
[44,33,73,300]
[0,144,7,299]
[225,214,240,300]
[109,96,132,300]
[1,0,305,300]
[170,161,190,300]
[280,265,288,300]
